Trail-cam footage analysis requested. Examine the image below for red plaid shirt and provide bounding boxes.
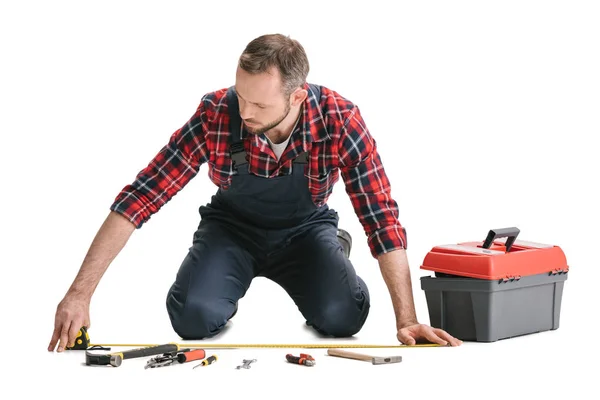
[110,83,407,258]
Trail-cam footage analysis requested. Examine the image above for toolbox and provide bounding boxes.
[420,227,569,342]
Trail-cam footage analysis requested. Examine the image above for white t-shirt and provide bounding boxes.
[266,109,302,161]
[266,133,293,161]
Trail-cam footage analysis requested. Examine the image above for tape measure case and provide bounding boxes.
[419,227,569,342]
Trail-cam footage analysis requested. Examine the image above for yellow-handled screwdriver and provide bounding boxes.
[193,355,217,369]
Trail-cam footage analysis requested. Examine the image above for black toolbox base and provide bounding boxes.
[420,272,568,342]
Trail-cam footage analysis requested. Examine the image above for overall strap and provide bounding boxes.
[307,83,322,102]
[226,87,247,167]
[295,83,323,164]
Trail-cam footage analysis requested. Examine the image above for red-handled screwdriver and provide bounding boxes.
[177,349,206,363]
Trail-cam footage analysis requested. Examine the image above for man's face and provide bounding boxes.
[234,66,291,135]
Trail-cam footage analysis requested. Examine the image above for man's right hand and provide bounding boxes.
[46,211,137,352]
[48,295,91,352]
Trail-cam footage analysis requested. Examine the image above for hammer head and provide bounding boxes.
[372,355,402,365]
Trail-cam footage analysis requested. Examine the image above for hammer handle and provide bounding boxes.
[122,344,179,360]
[327,348,372,362]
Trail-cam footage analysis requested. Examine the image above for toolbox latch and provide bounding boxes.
[550,268,569,275]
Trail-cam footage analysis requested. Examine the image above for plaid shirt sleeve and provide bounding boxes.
[338,106,408,258]
[109,99,211,228]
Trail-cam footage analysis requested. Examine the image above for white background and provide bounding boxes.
[1,0,598,398]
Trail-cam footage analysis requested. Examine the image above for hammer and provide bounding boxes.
[327,348,402,365]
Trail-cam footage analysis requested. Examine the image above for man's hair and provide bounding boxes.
[238,34,309,96]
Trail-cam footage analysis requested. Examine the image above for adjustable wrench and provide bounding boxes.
[236,359,257,369]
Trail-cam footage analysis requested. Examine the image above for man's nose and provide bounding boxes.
[239,103,254,120]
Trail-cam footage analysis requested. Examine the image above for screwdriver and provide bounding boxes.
[193,355,217,369]
[177,349,206,363]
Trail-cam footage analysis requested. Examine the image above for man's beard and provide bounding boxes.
[244,102,291,135]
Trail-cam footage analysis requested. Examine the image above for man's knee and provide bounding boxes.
[311,296,371,337]
[166,292,234,340]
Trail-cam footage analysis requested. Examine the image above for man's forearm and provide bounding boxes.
[378,249,419,329]
[66,211,136,301]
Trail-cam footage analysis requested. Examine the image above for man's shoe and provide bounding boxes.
[337,229,352,258]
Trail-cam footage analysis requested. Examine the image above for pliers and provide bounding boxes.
[145,348,206,369]
[286,353,315,366]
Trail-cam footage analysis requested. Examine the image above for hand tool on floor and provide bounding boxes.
[236,359,257,369]
[66,326,91,350]
[286,353,315,366]
[327,348,402,365]
[67,327,445,351]
[85,343,180,367]
[145,348,206,369]
[193,355,218,369]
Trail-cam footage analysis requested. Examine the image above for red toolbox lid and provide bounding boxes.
[420,228,569,280]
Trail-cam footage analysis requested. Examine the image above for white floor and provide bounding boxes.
[33,329,590,400]
[22,262,593,400]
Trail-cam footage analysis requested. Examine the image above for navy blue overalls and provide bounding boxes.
[165,85,370,339]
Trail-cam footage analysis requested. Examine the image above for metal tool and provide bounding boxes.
[236,359,257,369]
[85,343,180,367]
[145,353,178,369]
[145,348,206,369]
[67,327,446,351]
[327,348,403,365]
[286,353,315,366]
[193,355,217,369]
[76,341,439,349]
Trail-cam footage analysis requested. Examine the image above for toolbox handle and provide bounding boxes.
[482,227,520,252]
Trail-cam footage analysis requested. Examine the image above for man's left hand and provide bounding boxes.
[397,323,463,347]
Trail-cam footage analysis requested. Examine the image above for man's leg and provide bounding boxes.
[166,220,257,339]
[263,223,370,337]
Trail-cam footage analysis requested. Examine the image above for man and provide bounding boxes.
[48,33,462,352]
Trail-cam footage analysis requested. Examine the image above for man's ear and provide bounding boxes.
[290,88,308,107]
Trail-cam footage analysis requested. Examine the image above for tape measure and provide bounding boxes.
[65,327,91,350]
[84,343,441,349]
[67,327,445,350]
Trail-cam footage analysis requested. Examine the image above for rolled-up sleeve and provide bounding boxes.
[338,106,407,258]
[109,99,211,228]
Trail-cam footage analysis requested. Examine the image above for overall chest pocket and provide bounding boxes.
[306,167,339,205]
